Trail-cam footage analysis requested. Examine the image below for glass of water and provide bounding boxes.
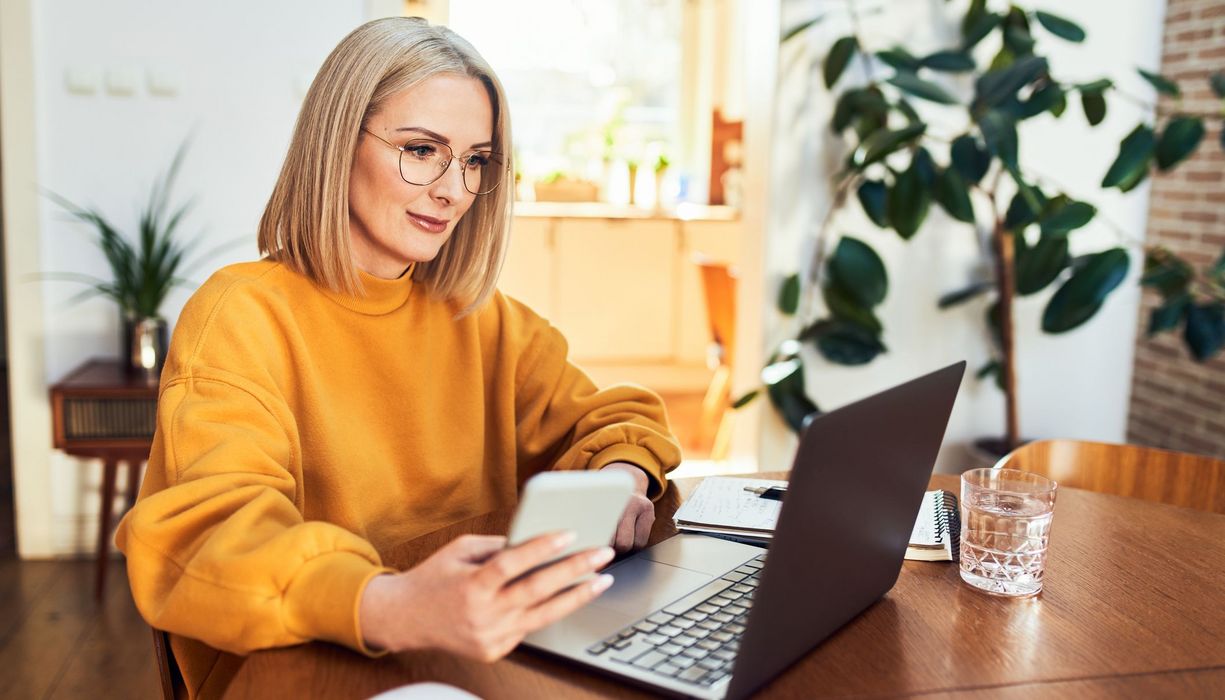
[959,468,1058,597]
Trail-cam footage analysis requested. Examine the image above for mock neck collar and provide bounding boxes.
[324,263,417,315]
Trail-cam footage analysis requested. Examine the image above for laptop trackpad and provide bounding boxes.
[591,558,713,617]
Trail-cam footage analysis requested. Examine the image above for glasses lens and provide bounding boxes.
[398,140,448,186]
[463,151,504,195]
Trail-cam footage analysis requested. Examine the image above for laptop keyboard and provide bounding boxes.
[584,552,766,688]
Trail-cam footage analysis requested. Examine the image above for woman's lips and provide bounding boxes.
[407,211,449,234]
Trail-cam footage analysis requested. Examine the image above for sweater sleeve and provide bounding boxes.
[507,298,683,499]
[115,366,391,656]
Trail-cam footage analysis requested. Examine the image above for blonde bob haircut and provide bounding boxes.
[258,17,513,314]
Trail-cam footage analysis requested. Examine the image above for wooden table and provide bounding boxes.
[223,473,1225,699]
[50,358,157,600]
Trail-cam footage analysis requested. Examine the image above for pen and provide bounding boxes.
[744,486,787,501]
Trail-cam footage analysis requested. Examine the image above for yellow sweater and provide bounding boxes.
[116,260,681,697]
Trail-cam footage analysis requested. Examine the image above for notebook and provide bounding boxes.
[674,477,960,561]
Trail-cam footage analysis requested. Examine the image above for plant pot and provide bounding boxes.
[122,314,168,384]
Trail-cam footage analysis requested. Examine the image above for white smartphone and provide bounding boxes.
[506,470,635,571]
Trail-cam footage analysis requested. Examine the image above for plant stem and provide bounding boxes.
[992,219,1021,452]
[847,0,874,83]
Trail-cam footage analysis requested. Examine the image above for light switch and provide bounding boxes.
[64,66,101,95]
[147,68,180,97]
[105,67,141,96]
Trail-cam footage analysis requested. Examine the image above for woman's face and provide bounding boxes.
[349,74,494,278]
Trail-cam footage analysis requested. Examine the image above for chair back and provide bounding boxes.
[696,259,736,367]
[997,439,1225,514]
[153,626,187,700]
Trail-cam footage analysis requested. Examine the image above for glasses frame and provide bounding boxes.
[361,128,505,196]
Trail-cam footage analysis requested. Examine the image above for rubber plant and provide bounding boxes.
[737,1,1225,454]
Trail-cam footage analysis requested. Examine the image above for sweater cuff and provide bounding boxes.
[589,443,667,500]
[282,551,394,657]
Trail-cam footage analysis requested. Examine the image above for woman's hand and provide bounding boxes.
[359,532,615,660]
[600,462,655,553]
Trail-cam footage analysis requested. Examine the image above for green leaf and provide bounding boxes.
[1017,83,1065,119]
[1040,197,1097,236]
[853,123,926,168]
[1141,250,1194,298]
[832,88,886,133]
[856,180,889,227]
[887,71,958,105]
[823,278,883,333]
[1138,68,1180,98]
[763,356,820,432]
[1034,11,1086,42]
[950,134,991,184]
[976,359,1005,391]
[1212,71,1225,99]
[962,11,1003,50]
[887,158,932,239]
[1081,90,1107,126]
[895,98,921,124]
[1078,79,1114,93]
[921,51,976,73]
[1185,303,1225,361]
[1102,124,1155,191]
[979,110,1019,171]
[1148,294,1190,336]
[938,280,993,308]
[1004,187,1047,232]
[974,56,1049,110]
[824,36,859,89]
[803,318,887,366]
[876,47,921,72]
[778,273,800,315]
[1213,250,1225,283]
[781,14,826,43]
[828,236,888,307]
[731,389,760,410]
[934,167,975,223]
[1042,248,1131,333]
[1016,235,1070,295]
[1004,26,1036,56]
[1156,116,1205,171]
[912,147,937,187]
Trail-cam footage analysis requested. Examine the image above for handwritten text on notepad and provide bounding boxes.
[673,477,787,532]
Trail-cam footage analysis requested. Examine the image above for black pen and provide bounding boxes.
[743,485,787,501]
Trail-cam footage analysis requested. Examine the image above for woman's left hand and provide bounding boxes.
[600,462,655,553]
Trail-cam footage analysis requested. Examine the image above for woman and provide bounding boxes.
[116,17,681,697]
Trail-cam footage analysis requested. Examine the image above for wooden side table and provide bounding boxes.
[50,358,158,600]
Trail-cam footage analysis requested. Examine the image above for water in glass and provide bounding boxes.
[959,469,1057,597]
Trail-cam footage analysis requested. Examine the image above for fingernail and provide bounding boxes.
[591,574,614,593]
[590,546,615,566]
[553,531,576,549]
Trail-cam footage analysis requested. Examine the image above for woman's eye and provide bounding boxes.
[403,143,437,159]
[464,153,490,168]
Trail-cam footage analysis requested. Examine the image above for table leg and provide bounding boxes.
[126,460,144,513]
[96,458,118,602]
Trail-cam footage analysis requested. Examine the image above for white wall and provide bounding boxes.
[14,0,375,556]
[760,0,1165,472]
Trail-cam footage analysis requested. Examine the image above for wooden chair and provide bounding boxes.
[695,258,737,460]
[996,439,1225,515]
[153,627,187,700]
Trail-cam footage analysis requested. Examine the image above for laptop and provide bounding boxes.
[522,361,965,699]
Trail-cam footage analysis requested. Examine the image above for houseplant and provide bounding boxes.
[737,1,1225,454]
[45,142,204,382]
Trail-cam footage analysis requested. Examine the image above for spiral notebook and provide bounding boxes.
[674,477,960,561]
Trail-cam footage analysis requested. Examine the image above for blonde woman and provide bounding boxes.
[116,17,681,697]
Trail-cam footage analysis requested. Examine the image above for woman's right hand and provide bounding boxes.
[358,532,615,661]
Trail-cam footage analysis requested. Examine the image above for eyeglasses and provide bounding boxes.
[361,128,505,196]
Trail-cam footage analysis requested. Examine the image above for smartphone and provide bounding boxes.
[506,470,635,576]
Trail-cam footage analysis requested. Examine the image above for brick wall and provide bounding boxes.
[1127,0,1225,459]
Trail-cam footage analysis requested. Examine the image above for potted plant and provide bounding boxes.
[736,1,1225,457]
[45,143,206,383]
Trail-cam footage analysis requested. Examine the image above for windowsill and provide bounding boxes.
[514,201,739,222]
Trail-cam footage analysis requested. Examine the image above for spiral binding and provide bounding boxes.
[933,491,961,561]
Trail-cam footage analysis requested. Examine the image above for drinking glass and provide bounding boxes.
[959,468,1058,597]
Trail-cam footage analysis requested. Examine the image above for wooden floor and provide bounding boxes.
[0,557,161,699]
